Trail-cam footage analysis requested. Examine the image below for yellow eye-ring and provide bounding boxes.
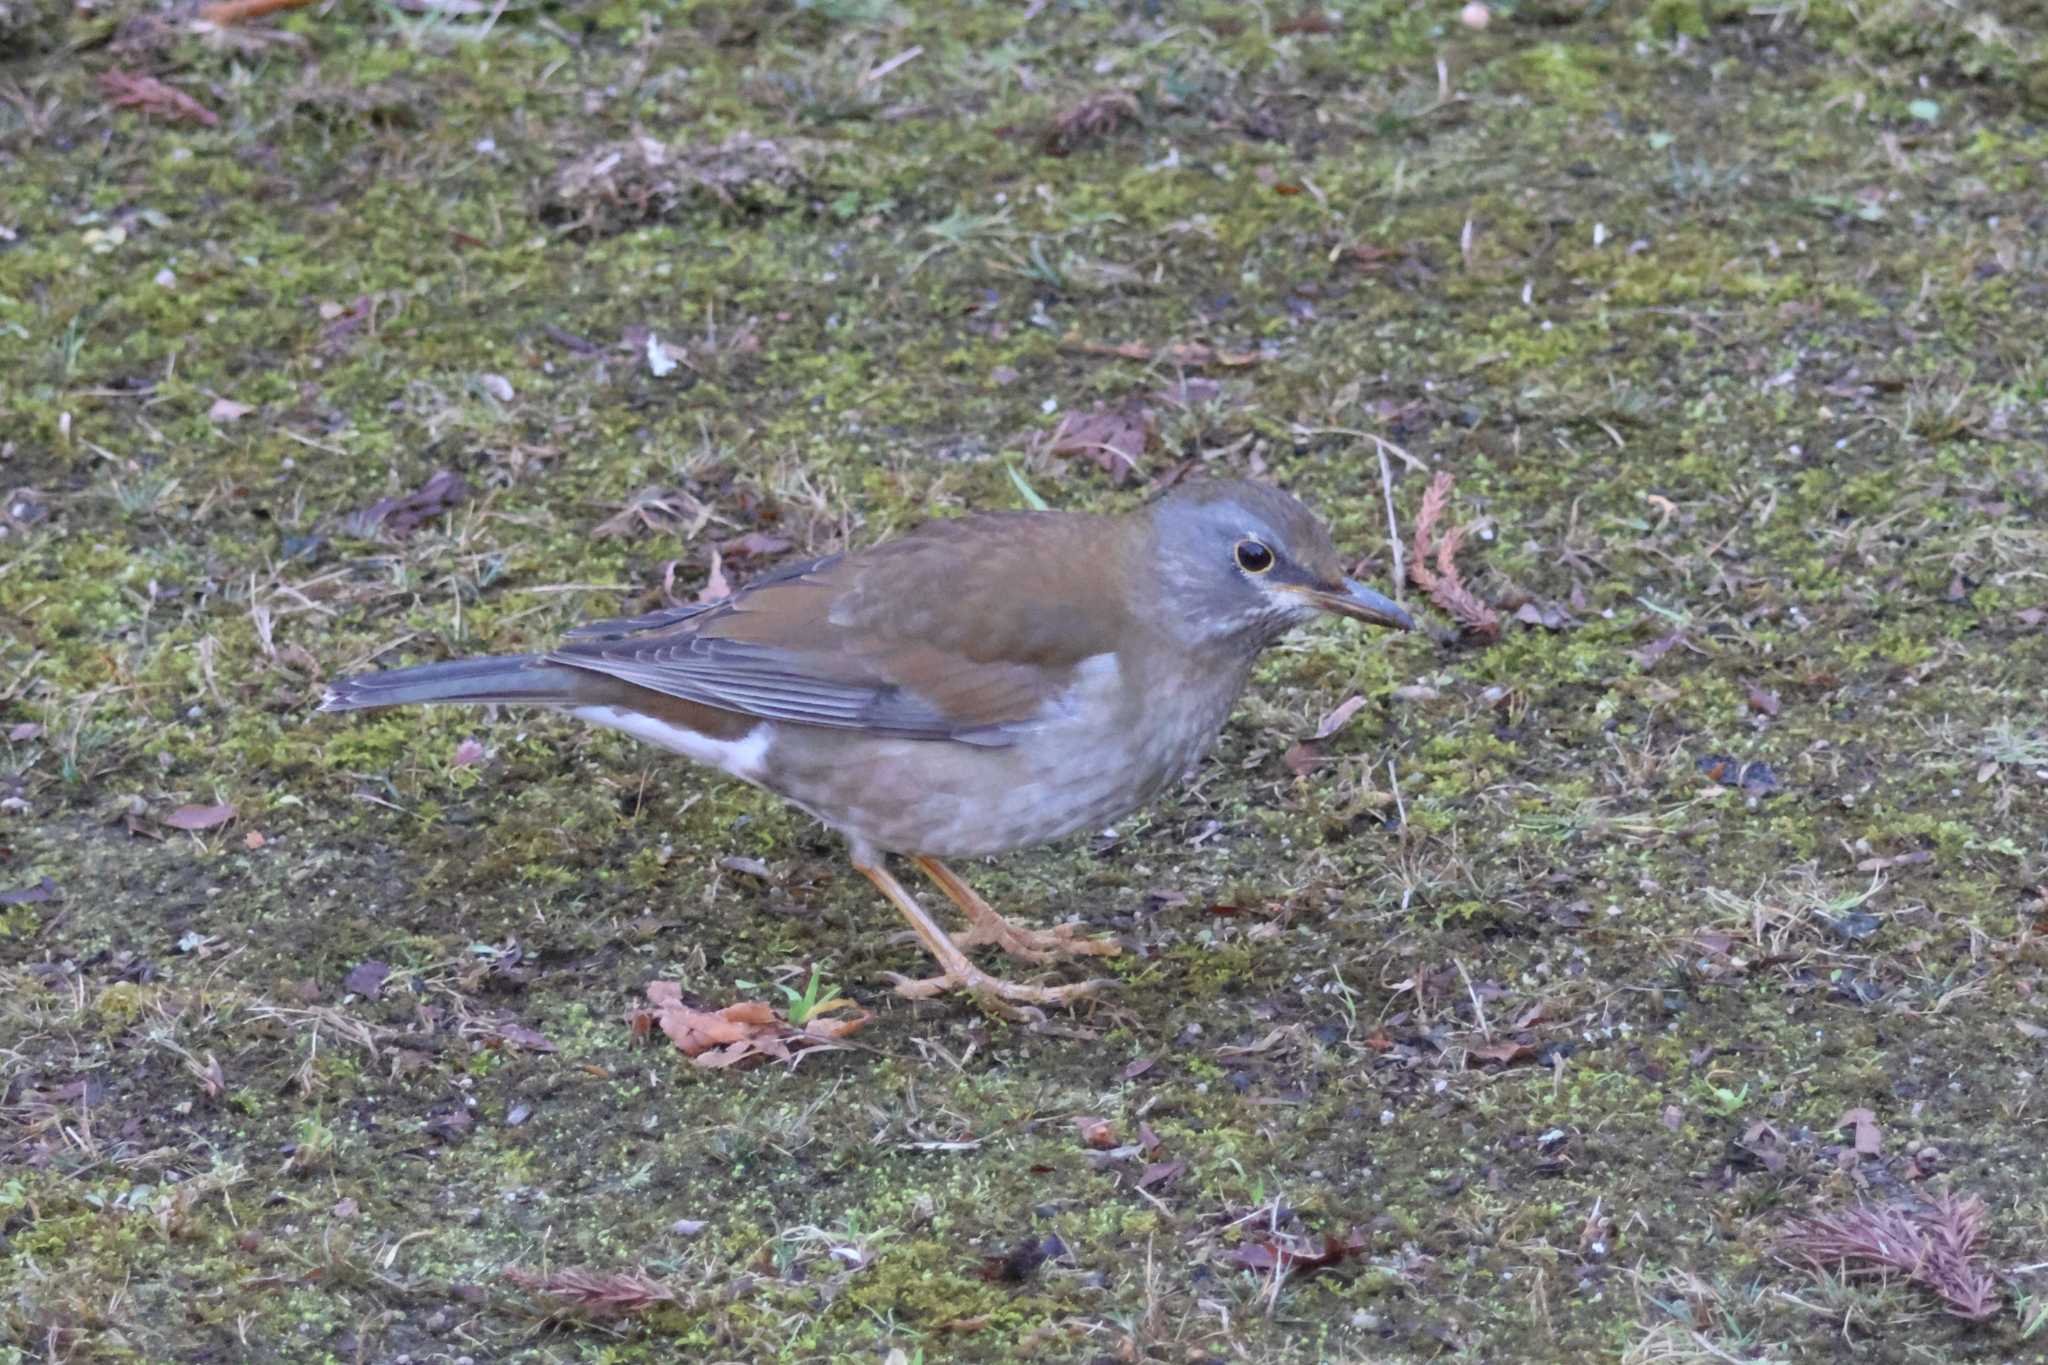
[1235,539,1275,573]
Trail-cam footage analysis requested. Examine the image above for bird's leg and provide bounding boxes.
[851,855,1108,1017]
[912,856,1122,965]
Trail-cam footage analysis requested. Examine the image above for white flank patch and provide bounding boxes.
[571,707,770,781]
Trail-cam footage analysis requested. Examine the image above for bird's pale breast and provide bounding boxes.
[756,649,1252,858]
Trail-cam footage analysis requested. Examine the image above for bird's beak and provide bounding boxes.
[1302,578,1414,631]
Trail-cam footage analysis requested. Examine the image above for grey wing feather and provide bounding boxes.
[550,635,985,740]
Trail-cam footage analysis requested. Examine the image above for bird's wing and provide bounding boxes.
[546,513,1131,744]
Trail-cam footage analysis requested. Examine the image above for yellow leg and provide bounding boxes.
[912,856,1122,965]
[852,856,1110,1017]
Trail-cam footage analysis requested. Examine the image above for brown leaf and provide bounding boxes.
[491,1021,558,1053]
[1745,682,1782,717]
[1272,9,1337,34]
[640,982,866,1069]
[1629,632,1688,669]
[208,397,254,423]
[1227,1228,1366,1274]
[1073,1115,1118,1149]
[98,70,220,127]
[1467,1039,1538,1065]
[1838,1107,1881,1157]
[342,471,468,539]
[1281,740,1324,779]
[1049,404,1152,484]
[164,803,237,831]
[1120,1056,1156,1081]
[1137,1160,1186,1189]
[1313,694,1368,740]
[2015,606,2045,629]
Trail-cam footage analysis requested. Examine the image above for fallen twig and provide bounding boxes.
[1407,472,1500,639]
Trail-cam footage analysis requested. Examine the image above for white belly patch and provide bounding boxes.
[571,706,771,782]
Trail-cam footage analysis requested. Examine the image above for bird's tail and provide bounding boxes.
[319,655,587,713]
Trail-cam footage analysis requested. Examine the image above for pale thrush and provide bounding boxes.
[321,480,1411,1013]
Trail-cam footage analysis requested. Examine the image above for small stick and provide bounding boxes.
[1374,438,1405,605]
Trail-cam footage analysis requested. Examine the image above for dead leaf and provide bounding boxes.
[1281,741,1324,779]
[1512,600,1573,630]
[1049,404,1152,484]
[1745,682,1782,717]
[451,738,486,768]
[7,723,43,742]
[343,960,391,998]
[1137,1160,1186,1189]
[639,981,868,1070]
[2017,606,2046,629]
[164,803,237,831]
[1043,89,1139,155]
[1227,1228,1366,1275]
[207,397,254,423]
[1073,1115,1117,1149]
[1838,1107,1882,1157]
[1857,849,1932,873]
[98,70,220,127]
[491,1021,558,1053]
[341,471,468,539]
[243,830,265,850]
[1121,1056,1157,1081]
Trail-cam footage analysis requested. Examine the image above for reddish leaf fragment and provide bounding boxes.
[503,1265,678,1316]
[1227,1228,1366,1275]
[1745,682,1782,717]
[1120,1056,1156,1082]
[343,960,391,999]
[99,70,220,127]
[164,803,237,831]
[1281,741,1324,779]
[1467,1039,1538,1065]
[638,980,868,1070]
[1407,472,1501,639]
[1272,9,1337,34]
[208,397,254,424]
[1137,1160,1186,1190]
[451,738,487,768]
[1049,404,1152,484]
[1629,632,1688,669]
[1779,1192,1997,1320]
[1073,1115,1118,1149]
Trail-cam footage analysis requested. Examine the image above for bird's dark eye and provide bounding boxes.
[1235,539,1275,574]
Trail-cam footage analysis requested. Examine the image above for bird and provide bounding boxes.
[320,479,1412,1015]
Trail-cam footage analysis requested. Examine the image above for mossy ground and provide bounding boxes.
[4,1,2048,1360]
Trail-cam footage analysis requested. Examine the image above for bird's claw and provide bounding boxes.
[953,915,1123,965]
[885,967,1112,1020]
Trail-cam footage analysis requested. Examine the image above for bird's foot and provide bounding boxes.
[952,912,1122,966]
[885,966,1112,1020]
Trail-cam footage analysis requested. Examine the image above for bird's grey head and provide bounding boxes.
[1146,480,1412,653]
